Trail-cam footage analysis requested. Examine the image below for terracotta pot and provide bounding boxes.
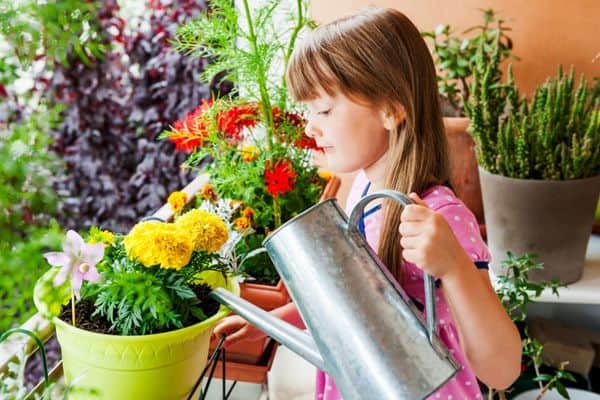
[239,279,289,311]
[207,280,289,382]
[479,168,600,284]
[443,117,484,223]
[209,335,271,364]
[319,175,341,201]
[212,341,279,383]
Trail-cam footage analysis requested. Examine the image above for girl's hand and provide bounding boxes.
[212,315,267,348]
[399,193,472,280]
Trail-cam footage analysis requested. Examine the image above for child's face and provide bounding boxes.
[304,91,389,174]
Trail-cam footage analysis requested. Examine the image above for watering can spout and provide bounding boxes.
[209,288,326,371]
[212,190,460,399]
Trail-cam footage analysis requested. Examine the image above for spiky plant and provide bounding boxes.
[466,35,599,180]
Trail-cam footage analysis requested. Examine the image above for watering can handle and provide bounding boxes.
[347,190,437,343]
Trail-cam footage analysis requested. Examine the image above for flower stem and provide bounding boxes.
[281,0,305,93]
[71,291,76,326]
[273,197,282,228]
[241,0,275,150]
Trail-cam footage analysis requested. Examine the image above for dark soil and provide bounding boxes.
[59,298,113,334]
[57,283,221,335]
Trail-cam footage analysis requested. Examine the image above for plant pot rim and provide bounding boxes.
[51,278,239,341]
[478,166,600,183]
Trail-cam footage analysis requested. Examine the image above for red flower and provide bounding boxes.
[272,108,321,151]
[218,103,259,142]
[264,160,296,198]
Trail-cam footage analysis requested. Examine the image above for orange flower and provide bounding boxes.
[264,159,296,198]
[201,183,217,201]
[233,216,250,231]
[167,191,188,214]
[166,100,213,153]
[242,207,255,220]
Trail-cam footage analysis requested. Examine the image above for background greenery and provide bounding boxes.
[0,0,217,332]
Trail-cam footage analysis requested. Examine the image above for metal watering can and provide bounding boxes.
[211,190,459,399]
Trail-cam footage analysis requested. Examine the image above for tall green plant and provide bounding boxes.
[174,0,311,148]
[465,34,600,179]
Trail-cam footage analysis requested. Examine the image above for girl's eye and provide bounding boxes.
[317,109,331,115]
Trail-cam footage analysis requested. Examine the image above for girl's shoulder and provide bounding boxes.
[420,184,464,211]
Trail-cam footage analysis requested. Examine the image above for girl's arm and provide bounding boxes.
[400,194,522,390]
[441,259,522,390]
[212,302,303,348]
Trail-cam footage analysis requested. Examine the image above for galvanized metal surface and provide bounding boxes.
[262,190,459,400]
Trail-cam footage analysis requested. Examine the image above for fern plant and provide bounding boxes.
[465,34,600,180]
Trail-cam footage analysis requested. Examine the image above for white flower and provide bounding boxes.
[43,230,104,298]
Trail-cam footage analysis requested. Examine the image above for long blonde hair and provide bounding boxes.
[286,7,450,282]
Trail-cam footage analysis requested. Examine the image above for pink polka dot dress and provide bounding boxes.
[315,170,490,400]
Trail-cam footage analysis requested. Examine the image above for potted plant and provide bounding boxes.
[32,205,240,399]
[491,252,600,400]
[163,0,327,286]
[465,30,600,283]
[161,0,332,381]
[423,9,515,223]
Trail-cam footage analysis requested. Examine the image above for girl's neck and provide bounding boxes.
[363,151,388,193]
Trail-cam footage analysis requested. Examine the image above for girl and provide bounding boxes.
[214,7,521,399]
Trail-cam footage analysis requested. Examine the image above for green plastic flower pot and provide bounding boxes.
[49,273,239,399]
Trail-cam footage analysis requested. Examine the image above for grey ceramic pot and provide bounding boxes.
[479,168,600,284]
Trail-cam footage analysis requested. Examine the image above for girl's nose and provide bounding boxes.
[305,119,321,138]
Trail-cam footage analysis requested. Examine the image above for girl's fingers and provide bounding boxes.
[399,235,418,250]
[401,248,419,265]
[400,204,430,222]
[398,221,421,236]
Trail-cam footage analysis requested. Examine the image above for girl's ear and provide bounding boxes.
[381,106,407,131]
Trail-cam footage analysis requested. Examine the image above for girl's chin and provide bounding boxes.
[325,157,360,175]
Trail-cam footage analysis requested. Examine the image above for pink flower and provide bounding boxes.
[43,230,104,298]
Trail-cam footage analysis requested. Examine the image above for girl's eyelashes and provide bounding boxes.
[317,109,331,115]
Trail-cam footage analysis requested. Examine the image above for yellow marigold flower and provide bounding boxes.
[168,191,188,214]
[242,207,255,220]
[87,227,115,246]
[233,216,250,231]
[124,221,193,270]
[175,209,228,253]
[317,169,334,182]
[241,145,259,162]
[201,183,217,201]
